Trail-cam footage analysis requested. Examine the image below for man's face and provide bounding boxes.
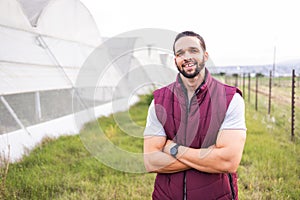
[174,36,208,79]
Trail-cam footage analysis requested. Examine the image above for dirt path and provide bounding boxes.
[249,86,300,107]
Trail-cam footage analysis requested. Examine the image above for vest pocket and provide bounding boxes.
[187,172,232,200]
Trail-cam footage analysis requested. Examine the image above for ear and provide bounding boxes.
[204,51,209,62]
[174,57,178,66]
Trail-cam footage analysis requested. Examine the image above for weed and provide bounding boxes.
[0,145,10,199]
[2,93,299,199]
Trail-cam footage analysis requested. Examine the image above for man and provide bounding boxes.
[143,31,246,200]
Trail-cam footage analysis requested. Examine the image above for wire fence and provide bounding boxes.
[215,69,299,141]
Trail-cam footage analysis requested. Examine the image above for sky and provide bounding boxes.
[81,0,300,66]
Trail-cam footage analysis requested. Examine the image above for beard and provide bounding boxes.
[176,58,205,79]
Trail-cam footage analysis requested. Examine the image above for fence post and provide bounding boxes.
[291,69,296,141]
[268,71,272,115]
[255,74,258,111]
[243,73,245,96]
[248,73,251,103]
[35,91,42,122]
[297,73,300,87]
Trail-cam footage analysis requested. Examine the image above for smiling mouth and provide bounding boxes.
[183,62,196,69]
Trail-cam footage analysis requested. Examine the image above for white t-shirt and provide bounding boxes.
[144,93,246,136]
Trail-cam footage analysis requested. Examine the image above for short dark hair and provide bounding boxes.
[173,31,206,54]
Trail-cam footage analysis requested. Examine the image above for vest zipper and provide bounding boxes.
[183,98,189,200]
[183,172,187,200]
[183,94,194,200]
[228,173,236,200]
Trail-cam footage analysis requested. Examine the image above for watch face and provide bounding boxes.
[170,145,178,156]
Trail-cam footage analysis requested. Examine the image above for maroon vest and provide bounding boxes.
[152,71,241,200]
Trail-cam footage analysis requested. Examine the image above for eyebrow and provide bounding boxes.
[175,49,183,54]
[175,47,200,54]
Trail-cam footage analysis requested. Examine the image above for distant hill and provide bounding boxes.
[210,59,300,77]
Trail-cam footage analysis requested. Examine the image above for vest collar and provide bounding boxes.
[175,68,212,96]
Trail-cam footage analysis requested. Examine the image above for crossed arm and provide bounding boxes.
[143,129,246,174]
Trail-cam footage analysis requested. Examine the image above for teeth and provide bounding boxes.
[185,63,194,67]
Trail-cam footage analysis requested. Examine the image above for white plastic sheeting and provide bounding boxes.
[0,0,176,162]
[0,0,32,31]
[17,0,51,27]
[0,96,140,162]
[0,0,104,161]
[0,0,101,95]
[0,0,101,44]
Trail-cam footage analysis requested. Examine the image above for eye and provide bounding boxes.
[175,51,183,57]
[190,48,199,53]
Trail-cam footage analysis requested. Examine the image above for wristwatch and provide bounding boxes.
[170,144,180,158]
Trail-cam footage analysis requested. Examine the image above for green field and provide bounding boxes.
[0,89,299,199]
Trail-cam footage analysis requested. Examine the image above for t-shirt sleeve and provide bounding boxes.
[144,100,167,136]
[219,93,247,131]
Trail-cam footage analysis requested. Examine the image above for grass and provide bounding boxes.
[239,104,300,199]
[3,136,155,199]
[0,145,10,199]
[0,89,299,199]
[1,95,156,200]
[224,75,300,199]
